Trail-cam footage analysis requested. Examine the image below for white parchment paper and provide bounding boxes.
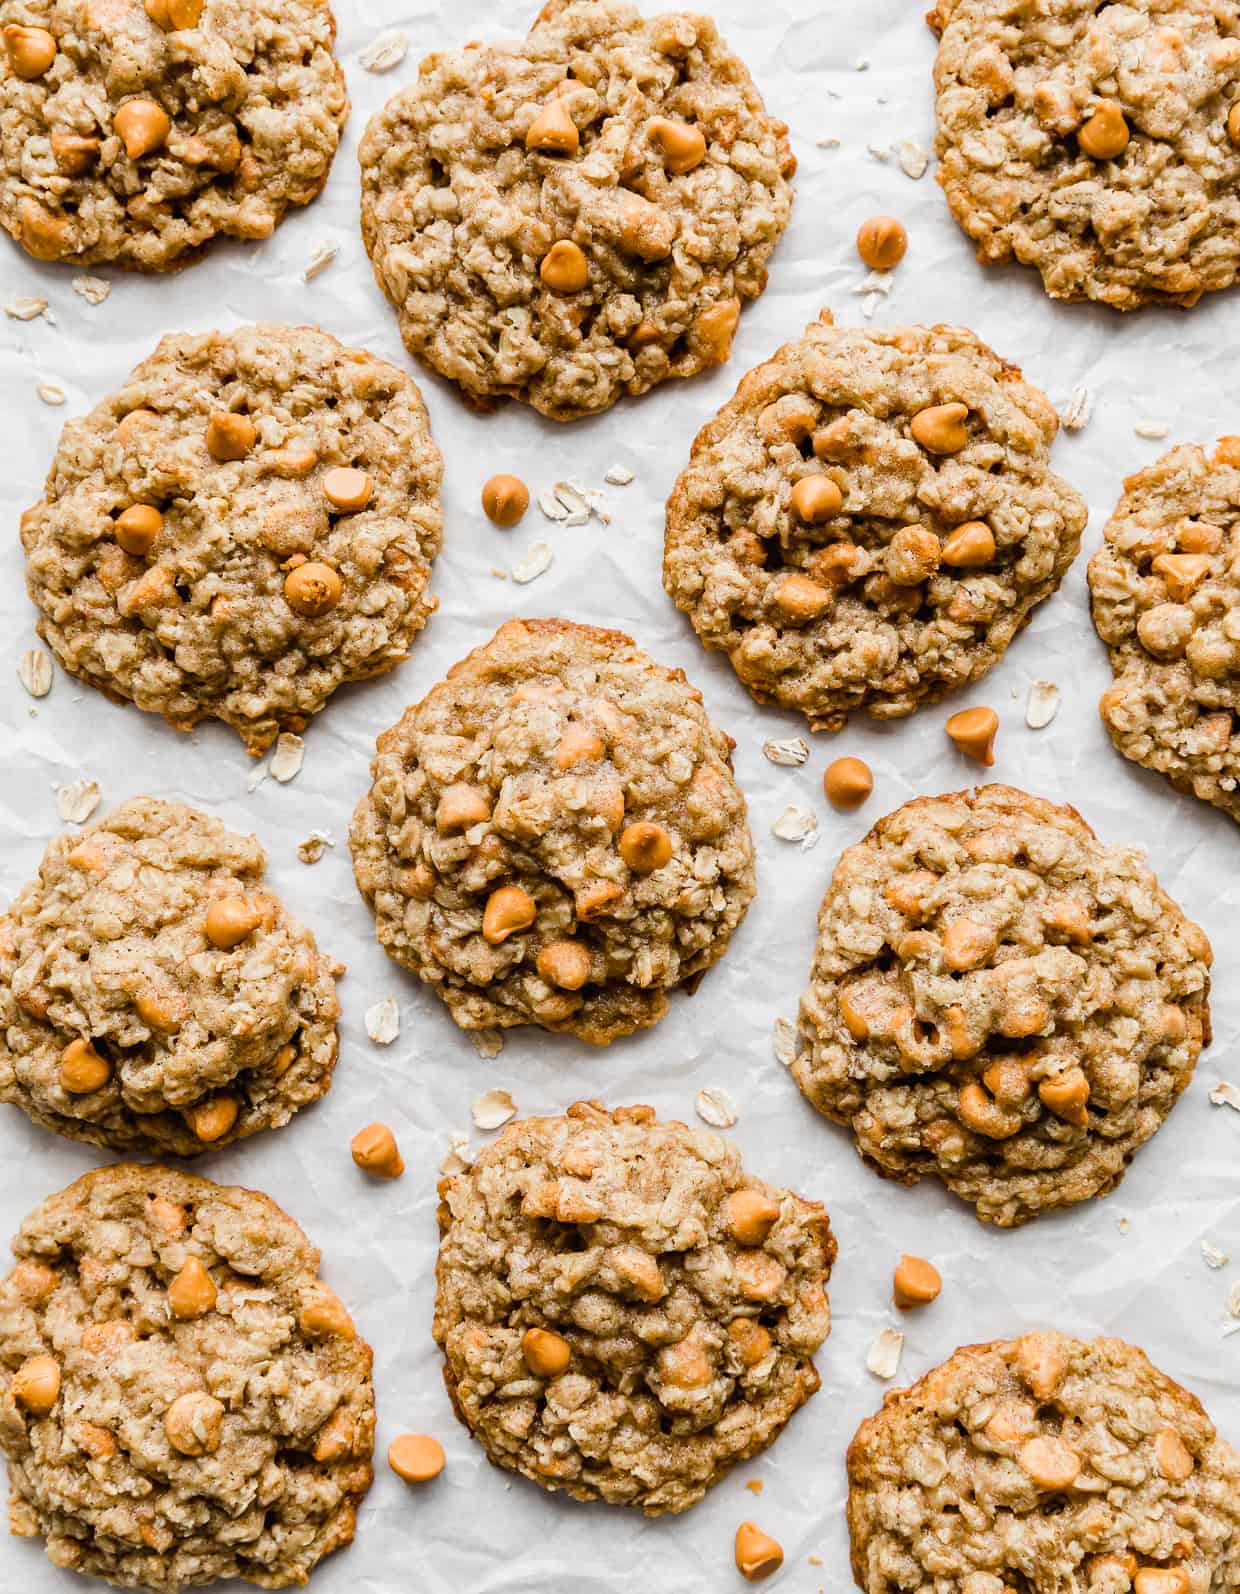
[1,2,1238,1589]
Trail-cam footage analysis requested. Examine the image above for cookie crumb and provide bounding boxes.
[297,831,333,864]
[56,778,100,824]
[745,1479,764,1496]
[1209,1080,1240,1112]
[694,1086,738,1128]
[866,1326,904,1380]
[1202,1240,1229,1270]
[17,649,52,698]
[269,733,304,784]
[471,1089,517,1130]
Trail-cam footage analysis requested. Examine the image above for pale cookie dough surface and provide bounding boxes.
[794,785,1212,1227]
[929,0,1240,310]
[0,0,347,272]
[847,1330,1240,1594]
[0,1164,374,1590]
[663,314,1087,729]
[434,1101,836,1514]
[0,796,340,1156]
[21,323,443,755]
[357,0,794,421]
[1089,437,1240,824]
[350,619,756,1045]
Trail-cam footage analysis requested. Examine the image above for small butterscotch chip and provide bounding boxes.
[693,298,740,364]
[1079,100,1130,160]
[1037,1066,1090,1126]
[942,520,995,568]
[481,474,530,527]
[886,525,941,586]
[388,1433,445,1483]
[892,1254,941,1309]
[618,821,672,874]
[958,1081,1021,1140]
[942,916,996,972]
[3,24,56,79]
[648,116,707,173]
[312,1408,354,1462]
[522,1326,572,1377]
[774,572,832,622]
[284,561,343,617]
[59,1038,111,1094]
[18,198,70,259]
[82,1320,134,1356]
[1151,552,1211,603]
[540,240,589,293]
[135,989,185,1033]
[322,467,374,514]
[735,1521,784,1582]
[351,1122,404,1178]
[823,756,873,810]
[790,475,844,525]
[1153,1427,1195,1483]
[51,132,100,174]
[436,783,491,834]
[165,1391,224,1457]
[114,99,171,160]
[205,412,256,461]
[167,1257,217,1319]
[911,402,969,454]
[536,940,592,991]
[9,1261,57,1303]
[1018,1434,1082,1490]
[722,1188,781,1247]
[114,504,163,556]
[525,98,579,155]
[185,1094,239,1143]
[204,896,261,950]
[12,1354,60,1415]
[300,1288,355,1340]
[728,1318,772,1367]
[482,886,537,944]
[857,215,908,270]
[945,705,998,764]
[263,447,319,479]
[1229,102,1240,146]
[554,725,605,768]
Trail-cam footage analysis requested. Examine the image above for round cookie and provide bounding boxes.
[21,323,443,754]
[1089,437,1240,824]
[0,796,341,1156]
[663,313,1087,729]
[794,785,1211,1227]
[0,1163,374,1589]
[358,0,794,421]
[929,0,1240,310]
[350,618,756,1045]
[0,0,347,272]
[847,1330,1240,1594]
[434,1100,836,1514]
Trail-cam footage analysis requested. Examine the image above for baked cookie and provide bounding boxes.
[847,1330,1240,1594]
[0,0,347,272]
[434,1100,835,1514]
[663,313,1087,729]
[358,0,793,421]
[21,323,443,754]
[0,796,341,1156]
[1089,437,1240,824]
[929,0,1240,310]
[350,619,756,1045]
[794,785,1211,1227]
[0,1163,373,1589]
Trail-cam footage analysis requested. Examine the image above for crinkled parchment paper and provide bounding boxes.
[1,2,1237,1590]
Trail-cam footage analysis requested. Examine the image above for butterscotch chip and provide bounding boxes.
[0,1164,375,1586]
[892,1254,941,1309]
[434,1103,835,1512]
[664,314,1086,730]
[847,1332,1240,1592]
[350,620,755,1045]
[0,0,345,271]
[929,1,1240,309]
[0,797,340,1156]
[1088,439,1240,824]
[358,0,793,420]
[794,785,1211,1225]
[856,215,908,271]
[388,1433,445,1483]
[21,325,443,754]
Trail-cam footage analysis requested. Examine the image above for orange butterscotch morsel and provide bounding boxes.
[388,1433,445,1483]
[735,1522,784,1583]
[167,1257,217,1319]
[12,1354,60,1415]
[482,885,537,944]
[165,1390,224,1457]
[312,1408,354,1463]
[893,1254,941,1309]
[3,23,56,78]
[522,1326,572,1378]
[114,504,163,556]
[1018,1434,1082,1491]
[114,99,171,160]
[886,525,941,587]
[525,98,579,156]
[554,725,605,768]
[204,896,261,950]
[300,1288,355,1340]
[1152,553,1211,603]
[945,705,998,765]
[618,821,672,874]
[911,402,969,454]
[50,131,99,173]
[185,1094,239,1143]
[722,1188,781,1247]
[435,783,491,833]
[648,115,706,173]
[942,916,996,972]
[285,561,343,618]
[1078,100,1130,160]
[351,1122,405,1179]
[728,1318,772,1367]
[540,240,589,293]
[1037,1066,1090,1126]
[146,0,204,24]
[135,989,185,1033]
[1229,102,1240,146]
[958,1081,1021,1140]
[322,467,374,514]
[481,474,529,527]
[941,520,995,567]
[856,215,908,271]
[205,411,256,461]
[536,940,592,991]
[1134,1573,1191,1594]
[823,757,873,810]
[9,1261,57,1304]
[82,1320,134,1356]
[774,572,832,622]
[790,475,843,524]
[694,297,740,364]
[1154,1427,1195,1482]
[59,1038,111,1094]
[18,198,69,259]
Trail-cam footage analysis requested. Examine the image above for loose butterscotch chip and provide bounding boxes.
[481,474,530,527]
[388,1433,445,1483]
[351,1122,404,1178]
[892,1254,941,1309]
[945,705,998,764]
[735,1522,784,1582]
[857,215,907,270]
[823,757,873,809]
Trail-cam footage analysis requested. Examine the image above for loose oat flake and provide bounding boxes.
[763,736,810,767]
[772,1016,798,1068]
[1202,1240,1229,1270]
[471,1089,517,1130]
[536,489,568,522]
[440,1131,473,1175]
[1135,421,1170,440]
[694,1086,739,1128]
[470,1028,504,1060]
[5,295,47,321]
[1209,1080,1240,1112]
[269,733,304,783]
[1025,680,1061,729]
[1061,386,1093,431]
[57,778,100,824]
[604,464,634,486]
[17,649,52,698]
[897,139,930,179]
[37,382,65,406]
[359,29,408,72]
[512,542,553,585]
[772,805,818,847]
[302,243,338,283]
[71,275,110,305]
[867,1327,904,1380]
[364,997,400,1045]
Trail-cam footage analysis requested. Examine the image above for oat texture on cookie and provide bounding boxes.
[847,1330,1240,1594]
[350,619,756,1044]
[663,313,1087,729]
[794,785,1212,1226]
[929,0,1240,309]
[434,1102,836,1513]
[358,0,794,420]
[0,797,341,1156]
[0,1164,374,1589]
[0,0,347,271]
[21,324,443,754]
[1090,438,1240,823]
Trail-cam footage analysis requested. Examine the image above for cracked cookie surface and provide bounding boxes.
[0,0,346,271]
[0,796,340,1156]
[794,785,1211,1226]
[350,619,755,1045]
[847,1330,1240,1594]
[434,1101,835,1514]
[1089,437,1240,824]
[929,0,1240,310]
[358,0,793,421]
[21,323,443,754]
[663,313,1086,729]
[0,1163,373,1590]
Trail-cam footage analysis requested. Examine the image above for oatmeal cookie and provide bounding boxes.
[0,0,346,272]
[350,619,756,1045]
[794,785,1211,1227]
[21,323,443,755]
[0,1163,374,1589]
[357,0,794,421]
[0,796,341,1157]
[663,313,1087,729]
[847,1330,1240,1594]
[434,1100,835,1514]
[1089,437,1240,824]
[929,0,1240,310]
